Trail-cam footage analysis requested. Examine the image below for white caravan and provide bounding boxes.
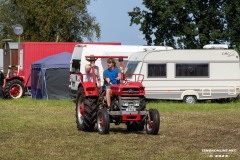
[69,44,173,97]
[125,49,240,103]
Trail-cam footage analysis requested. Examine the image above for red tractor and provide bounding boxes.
[4,65,25,99]
[75,56,160,134]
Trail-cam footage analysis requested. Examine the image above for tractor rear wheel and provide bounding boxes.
[76,87,98,131]
[139,97,146,111]
[4,79,25,99]
[146,109,160,135]
[97,108,110,134]
[76,88,85,131]
[84,97,97,131]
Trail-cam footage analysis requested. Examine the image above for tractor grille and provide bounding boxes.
[120,97,140,112]
[122,88,139,94]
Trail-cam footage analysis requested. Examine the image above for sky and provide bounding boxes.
[87,0,147,45]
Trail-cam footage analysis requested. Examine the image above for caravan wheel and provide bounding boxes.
[183,95,197,104]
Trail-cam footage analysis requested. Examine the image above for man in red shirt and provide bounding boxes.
[0,70,6,98]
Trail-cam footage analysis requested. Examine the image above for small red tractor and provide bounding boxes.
[75,56,160,134]
[3,65,25,99]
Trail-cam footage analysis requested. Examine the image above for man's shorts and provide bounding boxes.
[105,85,111,89]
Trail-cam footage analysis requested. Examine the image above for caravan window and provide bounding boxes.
[148,64,166,78]
[71,60,80,73]
[176,63,209,77]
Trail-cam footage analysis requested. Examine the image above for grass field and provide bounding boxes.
[0,97,239,160]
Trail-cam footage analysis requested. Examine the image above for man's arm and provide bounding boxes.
[116,68,122,80]
[3,78,6,88]
[116,72,121,80]
[95,66,101,87]
[2,72,6,89]
[105,77,112,85]
[97,73,101,87]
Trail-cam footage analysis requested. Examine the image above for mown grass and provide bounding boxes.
[0,97,239,160]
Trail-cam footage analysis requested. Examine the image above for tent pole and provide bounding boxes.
[44,75,48,100]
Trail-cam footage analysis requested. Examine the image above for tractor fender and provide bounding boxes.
[81,82,99,97]
[6,76,25,83]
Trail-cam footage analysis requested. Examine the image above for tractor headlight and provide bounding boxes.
[134,101,139,106]
[122,101,128,107]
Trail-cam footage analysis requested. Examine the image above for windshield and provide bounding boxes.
[125,62,139,75]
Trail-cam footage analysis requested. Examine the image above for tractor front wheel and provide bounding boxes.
[146,109,160,135]
[97,108,110,134]
[4,79,24,99]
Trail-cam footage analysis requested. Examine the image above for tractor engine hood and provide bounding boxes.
[110,83,145,96]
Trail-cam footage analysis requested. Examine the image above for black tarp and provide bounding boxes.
[31,52,71,100]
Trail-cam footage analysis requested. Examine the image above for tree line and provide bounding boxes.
[0,0,100,42]
[129,0,240,50]
[1,0,240,50]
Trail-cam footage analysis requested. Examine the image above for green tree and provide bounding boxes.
[0,0,100,42]
[223,0,240,51]
[129,0,229,49]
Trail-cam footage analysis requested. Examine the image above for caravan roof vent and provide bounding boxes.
[203,44,228,49]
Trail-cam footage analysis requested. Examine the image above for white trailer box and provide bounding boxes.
[69,44,173,97]
[125,49,240,103]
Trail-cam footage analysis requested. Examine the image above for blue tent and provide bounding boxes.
[31,52,71,100]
